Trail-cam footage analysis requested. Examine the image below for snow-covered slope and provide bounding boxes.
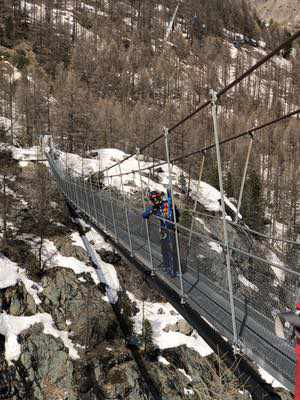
[54,147,240,217]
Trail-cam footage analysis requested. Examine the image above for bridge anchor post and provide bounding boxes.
[210,89,238,349]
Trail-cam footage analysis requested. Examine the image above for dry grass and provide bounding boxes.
[252,0,300,30]
[42,376,76,400]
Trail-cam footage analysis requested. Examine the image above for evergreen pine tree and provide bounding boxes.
[225,171,235,199]
[180,209,192,228]
[178,173,187,193]
[143,319,154,355]
[4,16,14,45]
[118,291,134,337]
[241,169,264,231]
[203,159,220,190]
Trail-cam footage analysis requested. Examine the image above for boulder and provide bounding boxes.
[163,323,177,333]
[177,320,193,336]
[54,236,89,263]
[41,268,120,346]
[0,282,38,317]
[18,326,77,400]
[163,320,193,336]
[147,361,190,399]
[162,345,210,384]
[98,249,122,264]
[75,344,149,400]
[275,388,294,400]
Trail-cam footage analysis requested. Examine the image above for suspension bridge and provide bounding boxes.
[46,31,300,396]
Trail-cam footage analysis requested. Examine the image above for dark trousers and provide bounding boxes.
[160,228,179,277]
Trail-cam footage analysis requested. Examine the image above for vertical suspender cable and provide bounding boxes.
[106,171,118,241]
[89,175,97,223]
[188,153,206,250]
[210,90,238,348]
[235,135,254,223]
[137,148,155,275]
[72,174,79,210]
[164,127,185,303]
[97,173,107,230]
[119,165,134,256]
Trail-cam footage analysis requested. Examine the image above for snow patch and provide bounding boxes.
[238,274,259,292]
[0,312,79,363]
[195,217,211,233]
[70,228,111,252]
[258,366,288,390]
[267,251,285,285]
[0,253,43,305]
[70,224,120,303]
[55,148,240,217]
[28,238,101,286]
[178,368,193,382]
[128,292,213,357]
[208,242,223,254]
[184,388,194,395]
[158,356,170,365]
[88,244,120,304]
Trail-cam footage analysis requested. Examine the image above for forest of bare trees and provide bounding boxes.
[0,0,299,265]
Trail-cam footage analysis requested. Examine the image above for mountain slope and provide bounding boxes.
[252,0,300,31]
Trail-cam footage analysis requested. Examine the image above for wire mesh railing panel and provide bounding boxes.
[99,195,116,235]
[230,246,300,325]
[126,209,147,247]
[183,227,229,293]
[111,198,131,247]
[93,194,105,227]
[86,189,96,220]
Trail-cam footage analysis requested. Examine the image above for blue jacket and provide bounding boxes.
[143,197,180,229]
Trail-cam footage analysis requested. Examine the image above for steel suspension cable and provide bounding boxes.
[98,30,300,177]
[190,208,300,245]
[106,108,300,178]
[217,30,300,98]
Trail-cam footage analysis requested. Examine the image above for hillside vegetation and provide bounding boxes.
[0,0,299,263]
[252,0,300,31]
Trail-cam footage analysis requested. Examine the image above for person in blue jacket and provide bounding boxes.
[143,190,180,278]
